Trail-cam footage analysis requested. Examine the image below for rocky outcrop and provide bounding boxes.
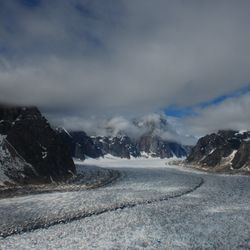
[73,114,191,159]
[232,140,250,169]
[133,114,189,159]
[186,130,250,171]
[70,131,103,159]
[89,134,189,159]
[57,129,103,160]
[0,105,75,185]
[93,136,140,159]
[56,129,85,160]
[56,114,190,160]
[0,135,37,186]
[137,134,188,158]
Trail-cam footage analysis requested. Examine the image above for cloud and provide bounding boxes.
[182,93,250,136]
[53,114,146,138]
[53,112,197,145]
[0,0,250,135]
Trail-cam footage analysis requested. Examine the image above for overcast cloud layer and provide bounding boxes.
[0,0,250,139]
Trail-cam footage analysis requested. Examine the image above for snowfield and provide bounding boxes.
[0,158,250,249]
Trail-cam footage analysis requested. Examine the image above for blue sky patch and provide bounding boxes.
[165,85,250,118]
[165,106,197,118]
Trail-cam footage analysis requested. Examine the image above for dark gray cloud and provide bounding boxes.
[0,0,250,137]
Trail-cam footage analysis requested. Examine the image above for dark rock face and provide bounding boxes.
[57,114,190,160]
[232,141,250,169]
[137,134,188,158]
[0,136,37,185]
[57,129,103,160]
[168,142,190,158]
[56,129,85,160]
[70,131,103,159]
[71,114,191,159]
[93,136,140,159]
[186,130,250,170]
[134,114,190,158]
[89,134,188,159]
[0,105,75,184]
[0,106,24,134]
[187,133,231,166]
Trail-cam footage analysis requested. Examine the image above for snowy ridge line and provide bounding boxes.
[0,177,204,239]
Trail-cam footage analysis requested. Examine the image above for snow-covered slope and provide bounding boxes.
[0,135,37,186]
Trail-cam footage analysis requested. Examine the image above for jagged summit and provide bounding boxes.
[65,114,191,160]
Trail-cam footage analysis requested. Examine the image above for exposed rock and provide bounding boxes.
[0,136,37,186]
[93,136,140,159]
[89,133,189,159]
[57,129,103,160]
[58,114,190,160]
[0,104,75,185]
[232,140,250,169]
[134,114,190,158]
[186,130,250,171]
[56,128,85,160]
[137,134,187,158]
[70,131,103,159]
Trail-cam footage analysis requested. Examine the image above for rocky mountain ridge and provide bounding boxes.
[64,115,191,159]
[0,105,75,186]
[64,131,190,160]
[186,130,250,171]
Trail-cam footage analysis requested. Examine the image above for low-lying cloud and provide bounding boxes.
[54,112,197,145]
[0,0,250,137]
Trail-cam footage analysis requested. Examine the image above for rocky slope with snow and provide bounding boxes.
[186,130,250,172]
[132,114,191,158]
[92,135,140,159]
[0,105,75,186]
[71,132,189,160]
[68,114,191,159]
[57,129,103,160]
[137,134,189,158]
[0,135,37,186]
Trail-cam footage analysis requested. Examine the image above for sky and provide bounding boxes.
[0,0,250,143]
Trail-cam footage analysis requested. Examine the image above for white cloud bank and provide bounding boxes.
[182,93,250,136]
[0,0,249,139]
[54,112,197,145]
